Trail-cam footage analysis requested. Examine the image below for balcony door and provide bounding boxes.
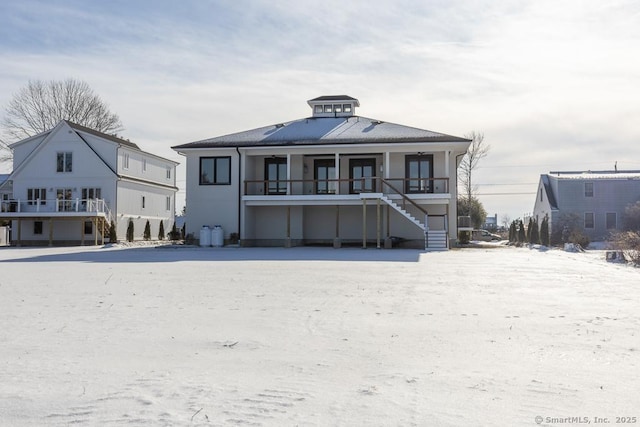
[264,157,287,195]
[349,158,376,193]
[314,159,336,194]
[56,188,73,212]
[405,154,433,193]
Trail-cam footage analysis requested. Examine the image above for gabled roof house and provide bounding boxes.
[533,170,640,241]
[173,95,471,249]
[0,120,178,245]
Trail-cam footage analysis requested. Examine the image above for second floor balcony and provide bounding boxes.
[244,177,450,197]
[1,198,111,216]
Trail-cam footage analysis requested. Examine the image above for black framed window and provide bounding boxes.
[57,152,73,172]
[84,221,93,234]
[200,157,231,185]
[315,159,336,194]
[27,188,47,205]
[349,158,376,193]
[265,157,287,195]
[34,221,43,235]
[405,154,434,193]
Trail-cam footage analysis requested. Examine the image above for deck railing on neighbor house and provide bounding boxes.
[244,177,449,196]
[1,198,110,215]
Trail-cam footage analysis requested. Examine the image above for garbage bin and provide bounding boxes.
[199,226,211,247]
[211,225,224,247]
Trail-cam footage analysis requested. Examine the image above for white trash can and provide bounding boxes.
[199,226,211,247]
[211,225,224,247]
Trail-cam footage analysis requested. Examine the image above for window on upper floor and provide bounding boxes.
[123,153,130,169]
[27,188,47,205]
[166,167,171,179]
[333,104,342,113]
[200,157,231,185]
[584,182,594,197]
[314,105,323,114]
[584,212,594,229]
[343,104,352,113]
[323,104,333,113]
[540,188,543,202]
[56,152,73,172]
[142,196,146,209]
[142,159,147,172]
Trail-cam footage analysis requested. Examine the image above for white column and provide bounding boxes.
[286,153,291,195]
[385,152,390,179]
[335,152,340,195]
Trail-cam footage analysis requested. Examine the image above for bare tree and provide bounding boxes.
[458,131,490,204]
[1,79,123,161]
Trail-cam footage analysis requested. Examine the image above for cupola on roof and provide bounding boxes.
[307,95,360,118]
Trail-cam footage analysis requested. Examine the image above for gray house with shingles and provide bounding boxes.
[532,170,640,241]
[173,95,471,249]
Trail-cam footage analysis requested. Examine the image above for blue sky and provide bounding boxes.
[2,0,640,220]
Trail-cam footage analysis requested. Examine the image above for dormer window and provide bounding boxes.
[307,95,360,117]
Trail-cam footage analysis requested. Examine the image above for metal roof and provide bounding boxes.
[173,115,470,150]
[308,95,359,102]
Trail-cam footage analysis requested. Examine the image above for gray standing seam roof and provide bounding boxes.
[172,116,470,150]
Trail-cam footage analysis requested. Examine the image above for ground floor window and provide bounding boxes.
[84,221,93,234]
[166,196,171,211]
[584,212,594,229]
[34,221,43,235]
[606,212,617,229]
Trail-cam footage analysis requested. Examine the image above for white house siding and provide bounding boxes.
[183,150,240,241]
[116,180,175,241]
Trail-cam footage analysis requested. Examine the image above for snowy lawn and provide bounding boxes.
[0,245,638,426]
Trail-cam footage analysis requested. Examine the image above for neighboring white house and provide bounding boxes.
[532,170,640,241]
[173,95,471,249]
[0,120,178,245]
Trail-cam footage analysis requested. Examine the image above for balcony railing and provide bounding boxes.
[244,177,449,196]
[1,198,110,215]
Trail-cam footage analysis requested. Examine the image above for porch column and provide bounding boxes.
[334,153,340,195]
[445,150,450,193]
[385,152,390,179]
[240,150,246,244]
[286,153,291,195]
[333,205,341,248]
[17,218,21,247]
[384,205,393,248]
[362,198,367,249]
[48,218,53,247]
[285,206,291,248]
[94,218,98,246]
[376,198,381,249]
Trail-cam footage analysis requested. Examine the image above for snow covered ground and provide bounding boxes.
[0,245,638,426]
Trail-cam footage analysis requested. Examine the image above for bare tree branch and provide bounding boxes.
[458,131,490,204]
[1,79,124,163]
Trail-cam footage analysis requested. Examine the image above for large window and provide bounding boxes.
[200,157,231,185]
[606,212,617,229]
[56,152,73,172]
[265,157,287,194]
[349,158,376,193]
[584,212,594,229]
[27,188,46,205]
[315,159,336,194]
[405,154,433,193]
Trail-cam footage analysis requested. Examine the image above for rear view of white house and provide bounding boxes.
[173,95,471,249]
[0,120,178,245]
